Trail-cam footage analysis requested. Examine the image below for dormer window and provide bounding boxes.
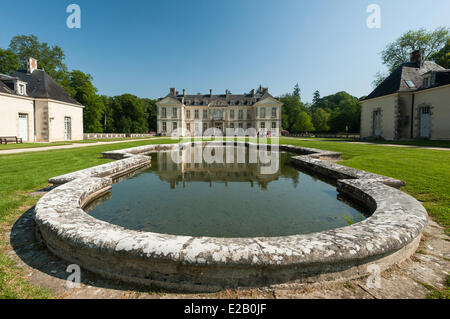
[15,80,27,96]
[405,80,415,89]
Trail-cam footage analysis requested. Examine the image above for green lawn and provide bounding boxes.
[0,137,159,150]
[0,137,448,298]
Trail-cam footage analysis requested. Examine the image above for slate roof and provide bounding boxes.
[365,61,447,100]
[0,78,14,94]
[160,90,279,107]
[10,69,82,105]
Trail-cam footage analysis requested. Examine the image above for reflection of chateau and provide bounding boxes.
[152,148,282,190]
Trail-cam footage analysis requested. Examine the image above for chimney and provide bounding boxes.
[27,57,38,74]
[169,88,176,95]
[226,89,229,96]
[410,49,425,68]
[250,89,255,97]
[183,89,186,97]
[210,89,213,96]
[261,87,269,95]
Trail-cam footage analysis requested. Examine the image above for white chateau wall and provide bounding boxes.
[47,100,84,141]
[0,94,35,142]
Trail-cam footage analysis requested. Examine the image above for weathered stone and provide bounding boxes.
[34,142,428,292]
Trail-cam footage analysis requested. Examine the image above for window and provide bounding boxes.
[247,110,251,120]
[260,122,265,129]
[186,123,190,131]
[272,107,277,118]
[230,110,235,119]
[203,110,208,119]
[230,123,234,129]
[172,108,177,118]
[238,110,243,120]
[186,110,190,118]
[173,122,177,130]
[272,122,277,129]
[162,122,167,132]
[422,106,430,114]
[238,123,243,129]
[405,80,416,88]
[203,123,208,132]
[195,110,199,119]
[247,123,251,129]
[162,107,167,118]
[260,107,266,118]
[19,84,25,95]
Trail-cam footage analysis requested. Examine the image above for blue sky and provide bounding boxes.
[1,0,449,102]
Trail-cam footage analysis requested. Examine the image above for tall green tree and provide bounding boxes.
[141,98,158,132]
[293,111,314,132]
[293,83,301,100]
[8,34,70,89]
[68,70,105,133]
[430,38,450,68]
[111,94,148,134]
[312,108,330,132]
[0,48,19,75]
[312,90,321,106]
[381,27,449,72]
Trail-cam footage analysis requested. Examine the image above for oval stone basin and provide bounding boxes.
[85,145,367,238]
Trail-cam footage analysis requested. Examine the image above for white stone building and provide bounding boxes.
[156,87,283,137]
[361,50,450,140]
[0,58,84,142]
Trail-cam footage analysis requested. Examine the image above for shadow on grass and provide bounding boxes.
[10,208,165,296]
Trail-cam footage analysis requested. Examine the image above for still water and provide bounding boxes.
[86,146,367,238]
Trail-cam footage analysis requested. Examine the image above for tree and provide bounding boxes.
[312,108,330,132]
[111,94,148,134]
[68,70,105,133]
[293,83,301,100]
[0,48,19,75]
[141,98,157,132]
[430,38,450,68]
[293,112,314,132]
[372,71,389,88]
[312,90,321,105]
[8,34,70,89]
[381,27,449,72]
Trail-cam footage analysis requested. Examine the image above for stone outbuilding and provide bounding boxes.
[361,50,450,140]
[0,58,84,142]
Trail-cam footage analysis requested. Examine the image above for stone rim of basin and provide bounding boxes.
[34,141,428,291]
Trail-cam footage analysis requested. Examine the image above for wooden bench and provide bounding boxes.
[0,136,23,144]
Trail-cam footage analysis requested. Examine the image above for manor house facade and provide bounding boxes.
[156,88,283,136]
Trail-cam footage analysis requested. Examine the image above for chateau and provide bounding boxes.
[156,87,283,136]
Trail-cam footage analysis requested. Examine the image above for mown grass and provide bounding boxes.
[0,137,159,150]
[0,138,178,298]
[0,137,448,298]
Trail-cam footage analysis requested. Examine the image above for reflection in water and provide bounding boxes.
[87,146,367,238]
[151,146,299,191]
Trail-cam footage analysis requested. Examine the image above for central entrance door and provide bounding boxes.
[215,122,223,133]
